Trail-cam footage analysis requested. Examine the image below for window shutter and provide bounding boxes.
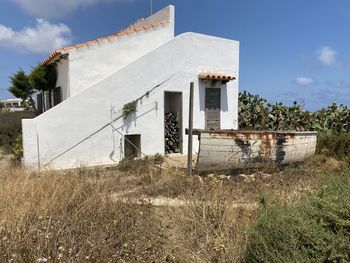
[205,88,221,130]
[53,87,62,106]
[37,93,43,114]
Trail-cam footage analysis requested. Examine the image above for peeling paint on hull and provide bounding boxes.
[196,130,317,171]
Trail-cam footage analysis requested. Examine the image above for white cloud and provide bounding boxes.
[294,76,316,86]
[13,0,131,18]
[317,46,342,67]
[0,19,72,54]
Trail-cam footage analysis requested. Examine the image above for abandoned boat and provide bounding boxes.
[195,130,317,171]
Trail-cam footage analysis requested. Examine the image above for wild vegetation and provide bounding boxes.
[236,92,350,262]
[1,91,350,262]
[0,111,36,154]
[317,133,350,161]
[239,91,350,133]
[1,154,345,263]
[246,171,350,262]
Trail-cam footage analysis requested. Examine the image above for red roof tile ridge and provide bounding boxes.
[120,17,146,32]
[42,19,169,65]
[199,72,236,81]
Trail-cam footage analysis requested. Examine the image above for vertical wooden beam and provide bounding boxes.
[187,82,194,176]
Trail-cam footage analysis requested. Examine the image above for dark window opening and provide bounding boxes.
[124,135,141,158]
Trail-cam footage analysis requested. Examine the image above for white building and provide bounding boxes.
[22,5,240,170]
[1,98,25,111]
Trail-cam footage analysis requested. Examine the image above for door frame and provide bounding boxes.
[163,91,183,154]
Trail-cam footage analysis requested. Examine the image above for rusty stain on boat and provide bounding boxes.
[195,130,317,172]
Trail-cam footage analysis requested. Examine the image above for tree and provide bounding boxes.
[29,64,57,110]
[8,69,36,111]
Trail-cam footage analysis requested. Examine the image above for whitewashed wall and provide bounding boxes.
[23,33,239,170]
[67,7,174,96]
[40,5,174,111]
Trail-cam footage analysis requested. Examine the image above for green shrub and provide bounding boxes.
[0,111,36,151]
[239,91,270,130]
[316,133,350,160]
[245,172,350,263]
[239,91,350,133]
[0,123,19,150]
[12,133,23,159]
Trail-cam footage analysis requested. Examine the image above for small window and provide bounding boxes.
[124,135,141,158]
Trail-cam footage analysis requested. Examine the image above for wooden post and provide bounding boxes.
[187,82,194,176]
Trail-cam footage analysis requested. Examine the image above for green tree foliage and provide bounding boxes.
[239,91,350,133]
[29,64,57,109]
[8,69,36,111]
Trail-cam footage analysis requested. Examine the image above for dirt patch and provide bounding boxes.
[112,193,259,210]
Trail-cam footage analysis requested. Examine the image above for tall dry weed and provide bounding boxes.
[0,153,336,263]
[161,178,253,263]
[0,168,168,262]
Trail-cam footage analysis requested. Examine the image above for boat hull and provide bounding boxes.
[196,130,317,171]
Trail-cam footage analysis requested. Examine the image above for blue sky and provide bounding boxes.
[0,0,349,110]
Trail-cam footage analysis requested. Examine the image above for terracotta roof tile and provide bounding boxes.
[97,37,107,42]
[86,40,97,45]
[42,51,61,65]
[43,18,169,65]
[199,73,236,81]
[63,46,74,51]
[151,22,162,28]
[75,43,87,49]
[116,31,127,37]
[143,25,152,30]
[106,35,118,40]
[125,29,136,34]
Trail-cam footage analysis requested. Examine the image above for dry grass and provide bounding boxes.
[164,184,254,263]
[0,155,343,262]
[0,168,168,262]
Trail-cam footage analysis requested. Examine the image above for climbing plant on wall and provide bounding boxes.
[122,100,138,119]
